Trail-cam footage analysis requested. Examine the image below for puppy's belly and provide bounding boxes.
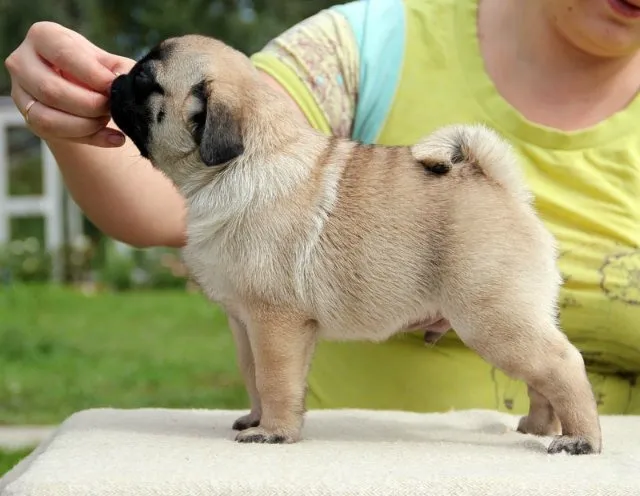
[316,321,424,342]
[314,304,443,343]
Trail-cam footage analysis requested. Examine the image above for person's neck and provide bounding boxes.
[478,0,640,130]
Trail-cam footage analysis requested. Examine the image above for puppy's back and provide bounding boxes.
[302,124,555,339]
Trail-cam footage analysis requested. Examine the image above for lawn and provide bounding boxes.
[0,448,32,478]
[0,283,248,426]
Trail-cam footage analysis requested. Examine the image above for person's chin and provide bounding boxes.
[567,16,640,58]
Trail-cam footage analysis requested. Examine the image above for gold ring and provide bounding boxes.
[23,99,37,124]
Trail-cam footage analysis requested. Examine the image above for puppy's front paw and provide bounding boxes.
[234,426,298,444]
[232,412,261,431]
[547,435,600,455]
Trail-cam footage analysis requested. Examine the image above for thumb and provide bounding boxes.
[73,126,127,149]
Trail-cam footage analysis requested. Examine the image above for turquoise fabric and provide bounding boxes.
[331,0,406,143]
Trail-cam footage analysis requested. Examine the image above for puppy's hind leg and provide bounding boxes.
[228,316,262,431]
[235,308,318,444]
[447,304,602,455]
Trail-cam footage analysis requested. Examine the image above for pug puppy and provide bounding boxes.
[109,35,602,455]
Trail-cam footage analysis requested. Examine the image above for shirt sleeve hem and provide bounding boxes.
[251,52,332,135]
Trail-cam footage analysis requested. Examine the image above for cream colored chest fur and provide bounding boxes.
[182,209,301,311]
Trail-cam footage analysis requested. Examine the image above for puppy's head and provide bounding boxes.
[110,35,258,181]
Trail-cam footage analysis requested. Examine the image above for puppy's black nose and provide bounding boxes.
[110,74,126,98]
[108,68,154,161]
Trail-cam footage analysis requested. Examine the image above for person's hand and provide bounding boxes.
[4,21,135,148]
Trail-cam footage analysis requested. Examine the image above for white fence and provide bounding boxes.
[0,96,84,281]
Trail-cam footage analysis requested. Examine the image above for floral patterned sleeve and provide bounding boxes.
[250,8,359,139]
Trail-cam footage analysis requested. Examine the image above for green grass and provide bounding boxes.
[0,447,33,477]
[0,283,249,426]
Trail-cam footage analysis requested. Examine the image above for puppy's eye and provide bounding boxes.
[190,110,206,137]
[134,71,164,97]
[157,109,165,124]
[191,110,206,128]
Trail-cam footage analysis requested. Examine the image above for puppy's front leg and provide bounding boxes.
[228,316,262,431]
[517,384,561,437]
[235,309,317,444]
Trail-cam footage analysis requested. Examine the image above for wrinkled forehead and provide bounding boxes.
[135,39,210,90]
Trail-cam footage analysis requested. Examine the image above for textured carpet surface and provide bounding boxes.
[1,407,637,495]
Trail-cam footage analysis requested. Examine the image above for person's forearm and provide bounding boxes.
[48,127,187,248]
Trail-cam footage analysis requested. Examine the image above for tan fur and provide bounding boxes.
[110,34,602,454]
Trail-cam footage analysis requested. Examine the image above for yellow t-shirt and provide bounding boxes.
[251,0,640,414]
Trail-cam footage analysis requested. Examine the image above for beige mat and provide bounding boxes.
[1,407,637,495]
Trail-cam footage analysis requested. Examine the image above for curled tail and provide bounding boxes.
[411,123,533,204]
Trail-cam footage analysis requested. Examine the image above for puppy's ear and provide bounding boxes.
[192,81,244,166]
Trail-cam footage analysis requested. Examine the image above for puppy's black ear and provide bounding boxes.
[192,81,244,166]
[199,102,245,166]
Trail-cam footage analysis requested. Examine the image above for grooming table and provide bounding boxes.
[1,408,638,495]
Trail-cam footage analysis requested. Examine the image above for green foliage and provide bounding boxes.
[0,0,340,94]
[0,238,52,283]
[0,233,189,289]
[97,240,137,291]
[96,241,189,291]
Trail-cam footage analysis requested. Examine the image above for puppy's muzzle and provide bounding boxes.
[109,66,157,158]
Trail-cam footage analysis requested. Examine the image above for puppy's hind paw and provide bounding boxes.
[232,412,261,431]
[235,426,297,444]
[547,435,600,455]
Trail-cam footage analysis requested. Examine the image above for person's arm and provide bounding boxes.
[49,135,187,248]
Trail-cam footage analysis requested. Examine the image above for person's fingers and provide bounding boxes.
[4,22,132,148]
[11,82,125,147]
[95,48,136,76]
[27,22,118,94]
[6,46,110,119]
[59,44,135,92]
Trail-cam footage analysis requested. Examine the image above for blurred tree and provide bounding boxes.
[0,0,339,94]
